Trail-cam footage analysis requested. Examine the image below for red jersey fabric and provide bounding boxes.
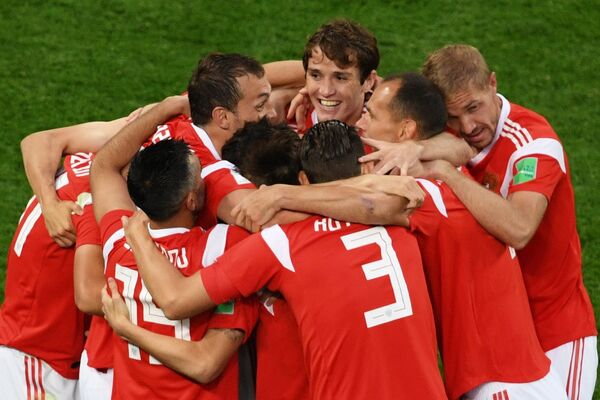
[84,316,113,369]
[201,217,447,400]
[100,210,257,400]
[466,94,597,351]
[410,176,550,399]
[0,153,101,379]
[144,115,255,228]
[255,299,308,400]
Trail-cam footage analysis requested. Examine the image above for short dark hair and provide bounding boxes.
[302,19,379,83]
[187,53,265,126]
[127,139,200,221]
[300,120,364,184]
[222,118,301,186]
[384,72,447,139]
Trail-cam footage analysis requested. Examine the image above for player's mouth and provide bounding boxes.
[319,99,341,108]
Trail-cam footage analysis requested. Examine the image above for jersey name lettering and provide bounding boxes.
[313,218,351,232]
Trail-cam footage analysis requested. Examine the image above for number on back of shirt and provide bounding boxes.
[115,264,191,364]
[341,227,413,328]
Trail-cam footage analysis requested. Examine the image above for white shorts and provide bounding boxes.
[0,345,77,399]
[78,350,113,400]
[545,336,598,400]
[461,367,567,400]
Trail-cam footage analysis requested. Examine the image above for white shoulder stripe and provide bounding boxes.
[103,228,125,273]
[191,124,221,160]
[505,118,534,143]
[202,224,229,267]
[499,138,566,198]
[201,160,252,184]
[501,131,523,149]
[260,225,295,272]
[416,179,448,217]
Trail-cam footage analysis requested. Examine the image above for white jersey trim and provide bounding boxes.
[499,138,566,198]
[191,124,221,160]
[103,228,125,273]
[201,160,252,185]
[148,224,189,239]
[416,179,448,217]
[261,225,295,272]
[202,224,229,267]
[469,93,511,166]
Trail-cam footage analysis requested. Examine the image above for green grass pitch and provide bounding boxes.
[0,0,598,396]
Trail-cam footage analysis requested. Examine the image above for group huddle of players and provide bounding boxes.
[0,18,597,400]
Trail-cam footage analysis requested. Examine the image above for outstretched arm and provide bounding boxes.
[121,212,215,319]
[231,175,423,231]
[102,278,243,384]
[91,96,189,221]
[426,159,547,249]
[21,118,130,246]
[359,133,476,176]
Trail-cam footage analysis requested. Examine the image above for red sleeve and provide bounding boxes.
[224,225,251,250]
[73,205,101,247]
[99,209,134,244]
[202,161,256,217]
[408,180,444,237]
[200,233,281,304]
[207,296,259,342]
[508,154,563,200]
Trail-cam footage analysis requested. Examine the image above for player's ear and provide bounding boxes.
[363,70,377,93]
[212,107,230,130]
[489,72,497,92]
[400,119,418,141]
[298,170,311,185]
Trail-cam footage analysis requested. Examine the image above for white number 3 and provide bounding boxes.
[341,227,413,328]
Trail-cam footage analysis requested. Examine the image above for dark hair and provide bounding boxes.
[222,118,301,186]
[384,72,447,139]
[302,19,379,83]
[300,120,364,184]
[187,53,265,126]
[127,139,200,221]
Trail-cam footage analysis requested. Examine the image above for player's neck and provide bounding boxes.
[148,211,195,231]
[202,122,229,155]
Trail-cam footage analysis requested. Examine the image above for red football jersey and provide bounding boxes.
[410,176,550,399]
[201,217,446,400]
[255,299,308,400]
[101,211,258,400]
[0,153,100,379]
[143,115,255,228]
[84,316,113,369]
[466,94,597,351]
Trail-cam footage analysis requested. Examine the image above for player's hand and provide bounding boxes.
[359,138,425,176]
[420,159,457,181]
[122,210,152,250]
[101,277,132,338]
[41,198,83,247]
[357,175,425,209]
[286,87,310,132]
[231,185,283,232]
[161,94,190,118]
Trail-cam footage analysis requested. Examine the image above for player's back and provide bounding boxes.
[273,216,446,399]
[0,153,97,379]
[411,177,549,399]
[101,213,242,400]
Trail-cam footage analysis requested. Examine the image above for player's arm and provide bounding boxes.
[102,279,243,384]
[263,60,305,89]
[73,244,105,315]
[121,211,215,319]
[359,133,476,175]
[91,96,189,221]
[231,175,422,231]
[20,118,129,246]
[428,159,547,249]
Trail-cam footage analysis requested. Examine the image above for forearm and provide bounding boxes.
[419,133,475,166]
[438,167,540,249]
[275,183,408,225]
[263,60,305,89]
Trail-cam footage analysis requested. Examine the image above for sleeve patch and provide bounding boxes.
[215,301,235,315]
[513,157,538,185]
